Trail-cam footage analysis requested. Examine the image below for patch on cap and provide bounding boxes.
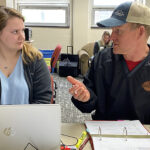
[114,10,125,17]
[142,81,150,92]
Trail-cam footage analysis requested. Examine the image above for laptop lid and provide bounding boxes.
[0,104,61,150]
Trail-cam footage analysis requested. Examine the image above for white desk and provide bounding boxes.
[61,123,91,150]
[61,123,150,150]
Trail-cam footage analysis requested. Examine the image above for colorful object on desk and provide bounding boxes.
[60,146,70,150]
[76,131,87,148]
[60,145,76,150]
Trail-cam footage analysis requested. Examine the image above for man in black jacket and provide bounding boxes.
[67,1,150,124]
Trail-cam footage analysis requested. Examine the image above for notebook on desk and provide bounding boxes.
[0,104,61,150]
[85,120,150,150]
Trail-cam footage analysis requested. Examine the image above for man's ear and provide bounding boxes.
[138,25,146,37]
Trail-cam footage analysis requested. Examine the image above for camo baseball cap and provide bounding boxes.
[97,1,150,28]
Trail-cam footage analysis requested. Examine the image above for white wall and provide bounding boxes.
[146,0,150,6]
[72,0,89,53]
[32,27,72,52]
[4,0,150,52]
[4,0,111,53]
[0,0,6,6]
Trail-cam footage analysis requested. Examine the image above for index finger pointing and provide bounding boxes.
[67,76,79,85]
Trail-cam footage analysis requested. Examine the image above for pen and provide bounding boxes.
[79,137,89,150]
[76,131,87,148]
[60,146,76,150]
[86,128,94,150]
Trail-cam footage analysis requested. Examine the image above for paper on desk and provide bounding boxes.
[85,120,149,135]
[93,137,150,150]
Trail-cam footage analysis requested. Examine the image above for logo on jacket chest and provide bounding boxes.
[142,81,150,92]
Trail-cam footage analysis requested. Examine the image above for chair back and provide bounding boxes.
[51,44,62,73]
[50,44,61,103]
[50,75,54,104]
[81,42,95,57]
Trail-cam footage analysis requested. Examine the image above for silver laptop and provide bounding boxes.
[0,104,61,150]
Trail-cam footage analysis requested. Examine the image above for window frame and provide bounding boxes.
[91,0,144,28]
[91,6,114,28]
[17,3,70,27]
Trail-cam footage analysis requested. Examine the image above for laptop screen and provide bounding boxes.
[0,104,61,150]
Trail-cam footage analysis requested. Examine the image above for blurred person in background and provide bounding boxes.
[93,31,112,55]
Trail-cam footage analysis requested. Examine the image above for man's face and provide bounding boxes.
[110,23,138,55]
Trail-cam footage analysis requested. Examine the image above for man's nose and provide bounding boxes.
[110,32,115,41]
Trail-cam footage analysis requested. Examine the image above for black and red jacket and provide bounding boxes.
[72,46,150,124]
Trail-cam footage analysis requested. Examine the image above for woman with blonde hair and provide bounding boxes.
[93,31,112,55]
[0,6,52,104]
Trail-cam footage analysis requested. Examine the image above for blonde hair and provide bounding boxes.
[102,31,111,40]
[22,42,43,64]
[0,6,24,31]
[100,31,111,47]
[0,6,43,63]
